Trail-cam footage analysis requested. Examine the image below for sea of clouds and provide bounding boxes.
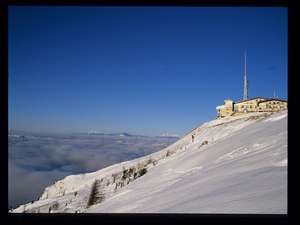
[8,132,178,208]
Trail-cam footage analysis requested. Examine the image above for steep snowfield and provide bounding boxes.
[11,111,287,213]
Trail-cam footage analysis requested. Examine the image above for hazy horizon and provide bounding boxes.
[8,128,183,137]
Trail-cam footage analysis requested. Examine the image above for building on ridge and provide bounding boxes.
[216,53,287,118]
[216,97,288,118]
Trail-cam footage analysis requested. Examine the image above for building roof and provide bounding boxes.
[235,97,267,104]
[235,97,287,104]
[258,98,288,103]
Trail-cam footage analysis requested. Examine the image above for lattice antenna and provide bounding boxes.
[243,51,248,100]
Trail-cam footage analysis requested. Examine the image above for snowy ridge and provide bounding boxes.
[11,111,287,213]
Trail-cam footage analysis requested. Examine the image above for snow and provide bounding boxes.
[11,110,287,214]
[274,158,287,167]
[264,113,287,122]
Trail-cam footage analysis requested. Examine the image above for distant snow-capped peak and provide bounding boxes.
[87,130,103,135]
[159,132,180,138]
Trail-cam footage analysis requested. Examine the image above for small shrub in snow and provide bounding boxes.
[51,202,59,210]
[202,140,208,145]
[166,150,175,157]
[152,159,158,166]
[199,140,208,148]
[138,168,147,177]
[166,150,171,157]
[122,168,129,180]
[112,173,118,183]
[129,167,136,176]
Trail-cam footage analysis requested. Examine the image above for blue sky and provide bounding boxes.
[8,7,288,136]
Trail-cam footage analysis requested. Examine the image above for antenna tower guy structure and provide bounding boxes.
[243,51,249,100]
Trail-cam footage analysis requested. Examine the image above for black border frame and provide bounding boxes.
[2,1,290,225]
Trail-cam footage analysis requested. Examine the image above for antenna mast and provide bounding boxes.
[243,51,248,100]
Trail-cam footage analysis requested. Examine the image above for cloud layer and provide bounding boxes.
[9,133,177,208]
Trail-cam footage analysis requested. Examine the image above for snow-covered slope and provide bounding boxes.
[11,111,287,213]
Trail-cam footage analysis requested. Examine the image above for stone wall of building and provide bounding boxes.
[216,97,287,118]
[234,98,266,113]
[257,100,288,112]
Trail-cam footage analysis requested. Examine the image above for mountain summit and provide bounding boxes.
[11,111,287,213]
